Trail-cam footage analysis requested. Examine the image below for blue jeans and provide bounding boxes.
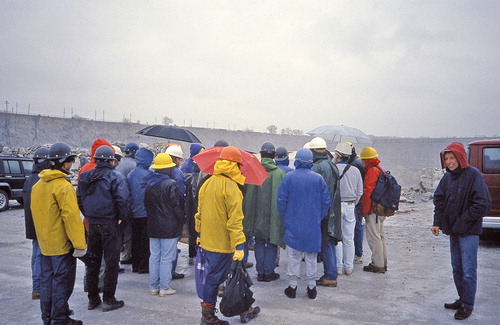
[254,237,278,275]
[202,251,232,304]
[149,237,178,290]
[354,204,363,257]
[450,235,479,310]
[171,246,179,276]
[32,240,42,292]
[40,253,76,325]
[320,241,338,281]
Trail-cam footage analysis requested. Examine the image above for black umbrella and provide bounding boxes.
[136,125,201,143]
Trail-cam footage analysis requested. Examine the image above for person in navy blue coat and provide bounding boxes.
[432,142,491,320]
[277,148,331,300]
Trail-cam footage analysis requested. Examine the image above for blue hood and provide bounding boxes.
[135,148,154,169]
[294,160,313,169]
[190,143,205,157]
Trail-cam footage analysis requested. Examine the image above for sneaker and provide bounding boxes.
[244,262,254,269]
[149,288,160,296]
[102,298,124,312]
[337,268,343,276]
[257,274,265,282]
[363,264,386,273]
[264,272,280,282]
[316,276,337,287]
[88,296,102,310]
[345,270,353,276]
[31,291,40,300]
[444,299,462,310]
[172,272,185,280]
[240,306,261,323]
[284,286,297,299]
[307,286,317,299]
[454,306,472,320]
[159,288,176,296]
[354,255,363,264]
[65,317,83,325]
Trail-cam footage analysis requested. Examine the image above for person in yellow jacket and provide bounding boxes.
[31,142,86,325]
[195,146,260,325]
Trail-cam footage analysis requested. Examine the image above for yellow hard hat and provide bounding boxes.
[359,147,379,159]
[151,153,176,169]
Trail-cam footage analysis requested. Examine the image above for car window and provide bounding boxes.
[3,160,22,174]
[22,160,33,174]
[483,147,500,174]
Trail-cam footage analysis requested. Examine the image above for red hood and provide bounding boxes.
[440,142,468,169]
[89,138,113,163]
[363,158,381,169]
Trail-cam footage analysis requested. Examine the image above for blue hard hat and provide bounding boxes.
[124,142,139,154]
[33,147,49,161]
[275,146,288,161]
[295,148,313,164]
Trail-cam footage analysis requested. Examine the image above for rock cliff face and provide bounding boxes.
[0,112,494,173]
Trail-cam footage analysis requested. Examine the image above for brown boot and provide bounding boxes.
[200,303,229,325]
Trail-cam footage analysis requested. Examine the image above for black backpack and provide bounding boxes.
[370,165,401,216]
[219,261,255,317]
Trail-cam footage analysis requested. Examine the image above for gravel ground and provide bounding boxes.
[1,200,499,325]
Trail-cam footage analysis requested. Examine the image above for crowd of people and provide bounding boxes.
[22,136,491,324]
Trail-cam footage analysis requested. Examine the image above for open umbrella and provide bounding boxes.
[136,125,201,143]
[192,147,269,186]
[307,125,372,144]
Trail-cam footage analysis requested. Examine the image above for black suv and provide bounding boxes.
[0,155,33,211]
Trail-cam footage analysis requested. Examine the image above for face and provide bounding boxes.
[173,157,182,167]
[62,160,74,173]
[110,159,119,167]
[444,152,459,171]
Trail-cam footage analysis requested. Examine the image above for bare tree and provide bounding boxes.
[162,116,173,126]
[266,125,278,134]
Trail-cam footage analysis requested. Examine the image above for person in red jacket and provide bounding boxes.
[358,147,387,274]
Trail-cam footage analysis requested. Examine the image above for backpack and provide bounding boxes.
[370,165,401,216]
[219,261,255,317]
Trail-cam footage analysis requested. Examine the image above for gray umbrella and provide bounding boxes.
[136,125,201,143]
[307,125,372,144]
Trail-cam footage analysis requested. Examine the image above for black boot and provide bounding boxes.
[102,297,124,312]
[444,299,461,310]
[87,295,101,310]
[307,286,317,299]
[454,306,472,320]
[200,303,229,325]
[240,306,261,324]
[264,272,280,282]
[284,286,297,299]
[64,317,83,325]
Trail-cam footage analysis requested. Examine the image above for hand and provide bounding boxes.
[431,226,440,236]
[232,249,244,261]
[73,248,87,258]
[196,237,201,246]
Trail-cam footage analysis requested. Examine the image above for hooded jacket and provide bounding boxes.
[116,156,137,178]
[31,169,86,256]
[433,142,491,236]
[77,162,130,224]
[145,170,186,238]
[243,157,286,247]
[180,143,205,174]
[127,148,154,219]
[360,158,382,215]
[275,158,294,174]
[311,150,342,244]
[195,159,246,253]
[79,138,113,177]
[277,160,331,253]
[23,160,50,240]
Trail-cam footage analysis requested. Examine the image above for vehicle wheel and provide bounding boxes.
[0,190,9,212]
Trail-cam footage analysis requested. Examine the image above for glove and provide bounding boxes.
[233,249,244,261]
[196,237,201,246]
[73,249,87,258]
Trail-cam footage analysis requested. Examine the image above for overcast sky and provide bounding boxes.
[1,1,498,137]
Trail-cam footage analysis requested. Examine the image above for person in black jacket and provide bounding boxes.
[77,145,130,312]
[145,153,185,297]
[22,147,50,300]
[432,142,491,320]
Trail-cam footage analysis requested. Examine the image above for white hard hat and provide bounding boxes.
[303,142,311,149]
[165,145,184,159]
[334,142,352,156]
[309,137,327,149]
[112,145,123,157]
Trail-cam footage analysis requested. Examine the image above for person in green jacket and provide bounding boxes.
[243,142,286,282]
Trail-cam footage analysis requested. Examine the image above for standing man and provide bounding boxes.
[78,145,130,312]
[31,142,86,325]
[348,144,365,264]
[23,146,50,300]
[127,148,154,274]
[359,146,388,274]
[195,146,260,325]
[334,142,363,276]
[278,148,331,300]
[309,137,342,287]
[116,142,139,178]
[181,143,205,174]
[243,142,286,282]
[432,142,491,320]
[274,146,293,174]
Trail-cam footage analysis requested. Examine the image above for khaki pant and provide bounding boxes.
[365,213,387,268]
